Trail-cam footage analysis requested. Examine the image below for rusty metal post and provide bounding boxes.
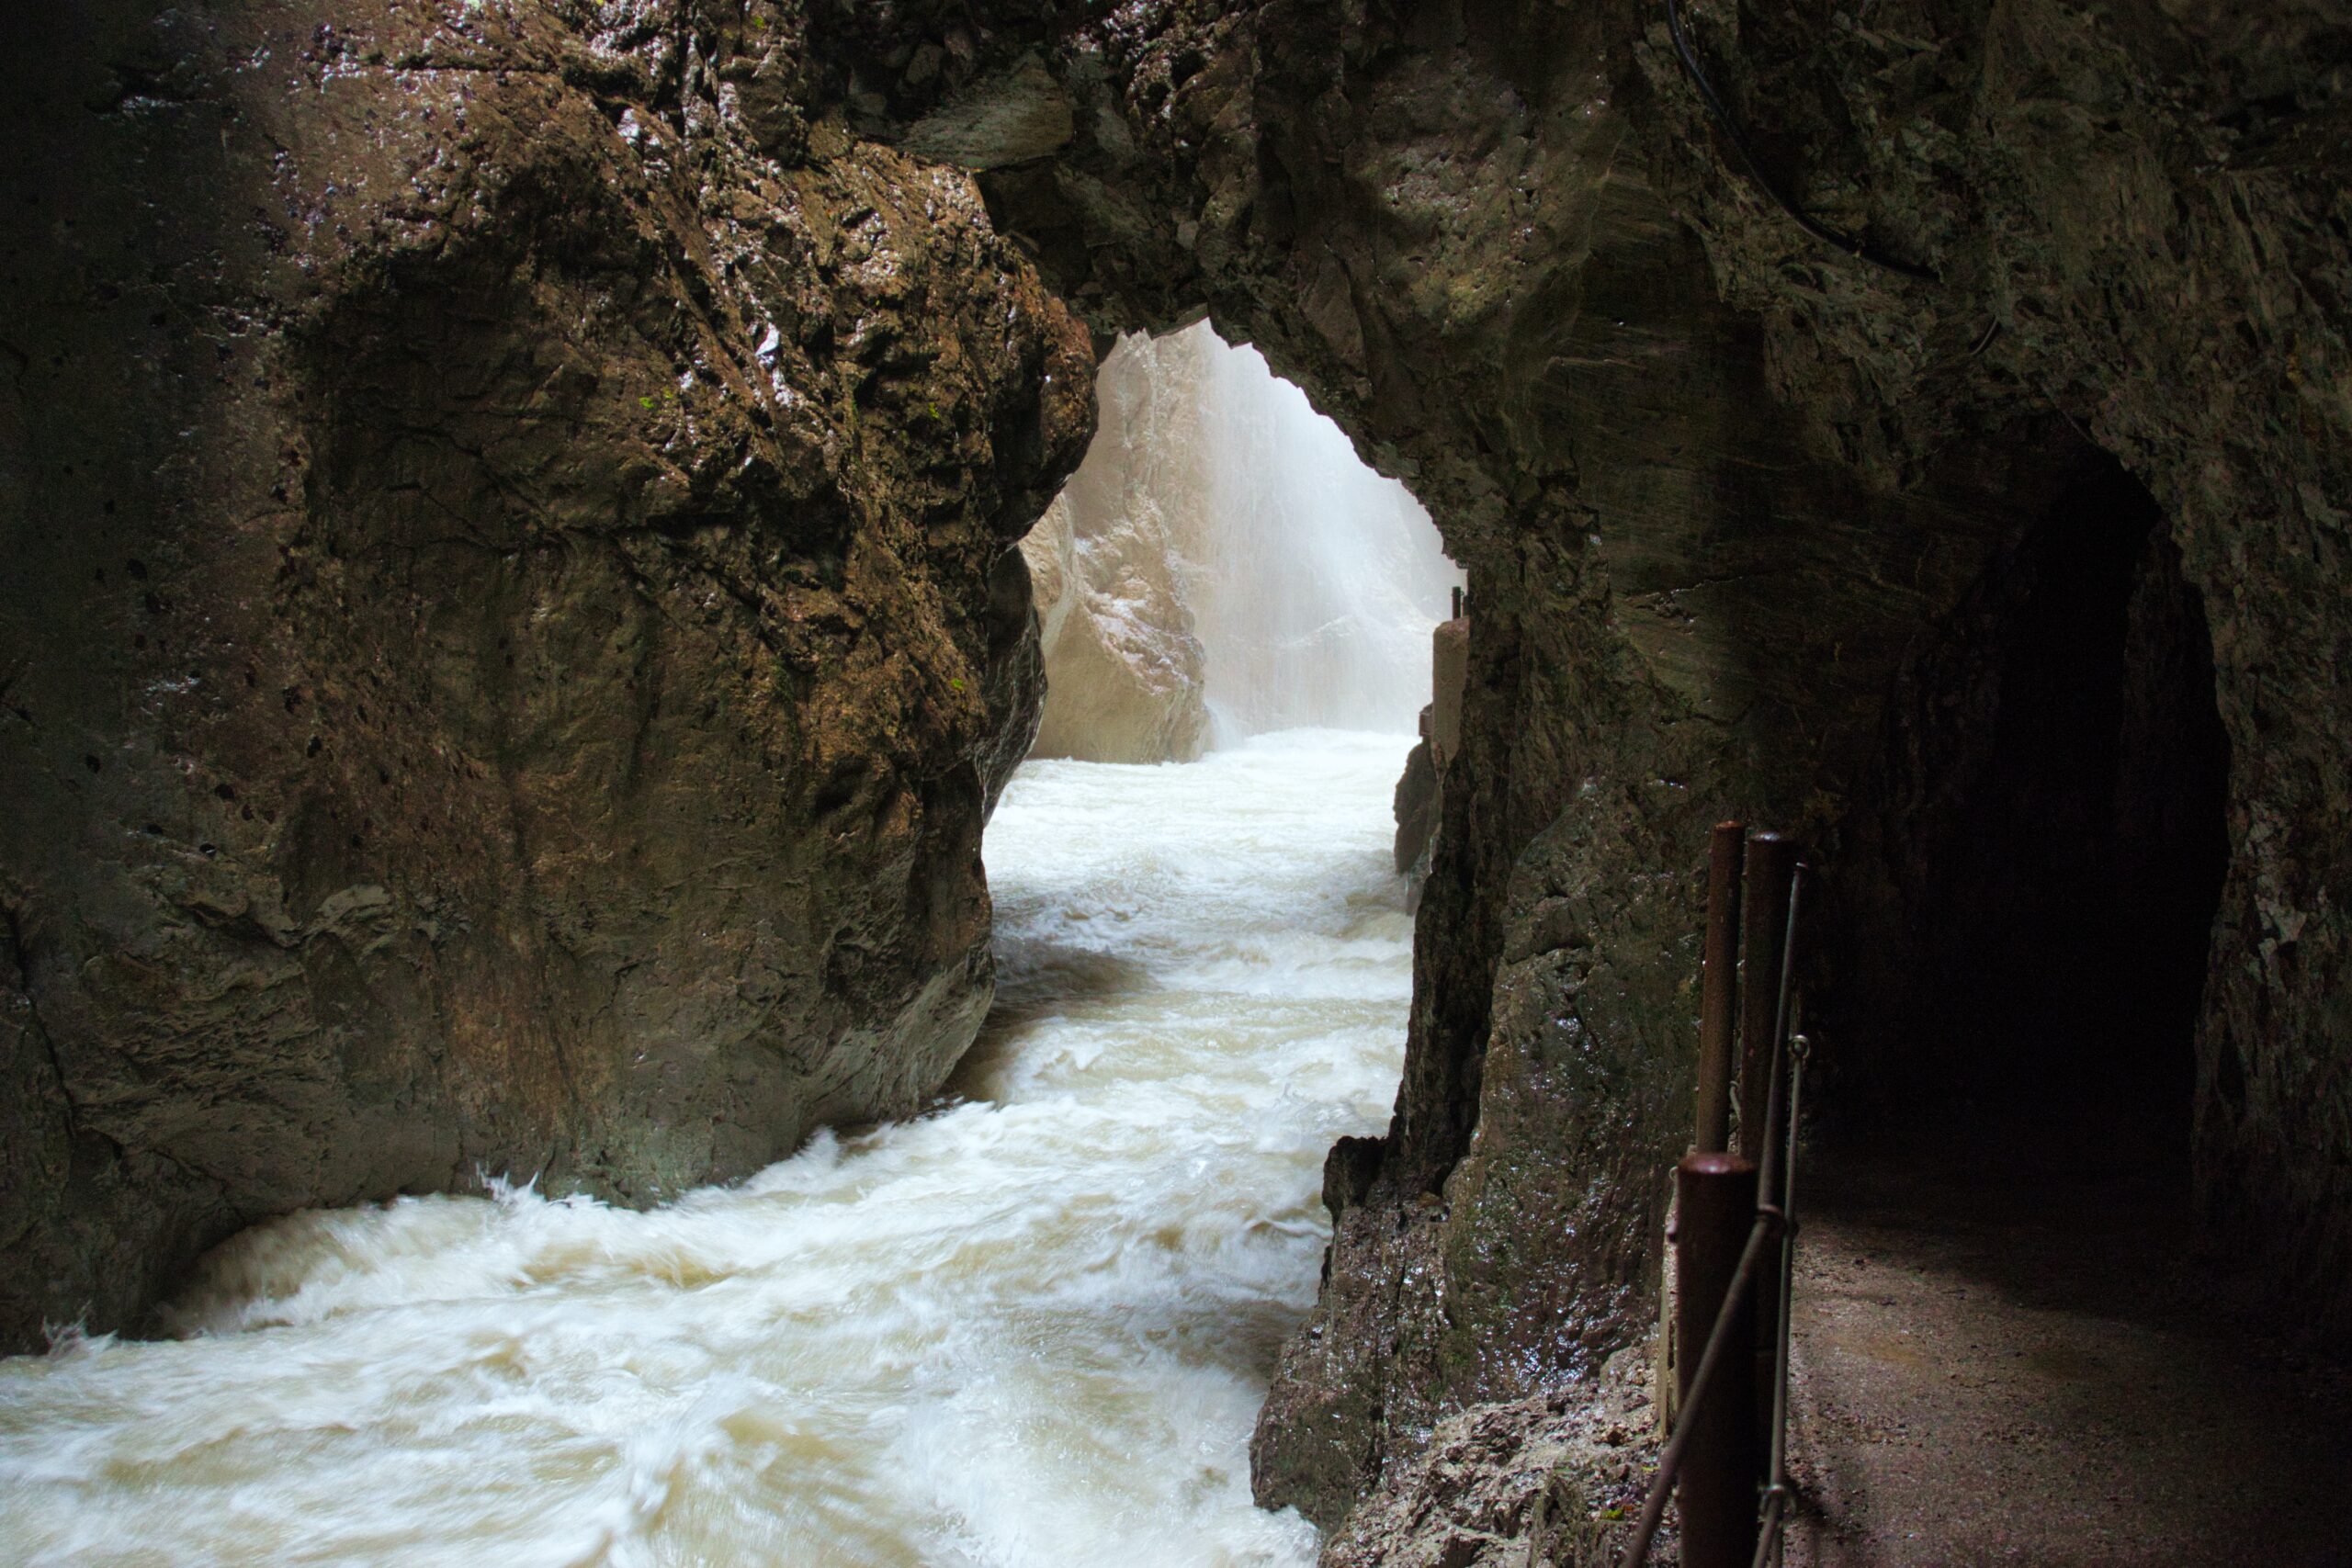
[1693,821,1746,1153]
[1736,834,1797,1163]
[1749,846,1796,1476]
[1676,1153,1760,1568]
[1755,868,1806,1207]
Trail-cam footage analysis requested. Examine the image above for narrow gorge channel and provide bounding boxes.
[0,322,1461,1565]
[0,730,1412,1566]
[14,6,2349,1562]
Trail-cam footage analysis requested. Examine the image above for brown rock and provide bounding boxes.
[1430,618,1469,773]
[1396,615,1470,879]
[848,0,2352,1535]
[0,0,1091,1350]
[1313,1351,1665,1568]
[10,5,2351,1553]
[1393,707,1440,878]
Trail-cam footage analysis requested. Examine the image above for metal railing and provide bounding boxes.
[1621,826,1810,1568]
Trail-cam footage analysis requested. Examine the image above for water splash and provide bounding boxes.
[0,731,1414,1567]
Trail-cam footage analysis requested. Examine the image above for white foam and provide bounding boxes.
[0,730,1411,1567]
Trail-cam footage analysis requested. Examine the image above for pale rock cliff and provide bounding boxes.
[1021,332,1212,764]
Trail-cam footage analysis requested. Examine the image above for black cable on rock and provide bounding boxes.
[1664,0,1939,283]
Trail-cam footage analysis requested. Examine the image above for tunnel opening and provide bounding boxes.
[1770,453,2346,1559]
[1826,448,2231,1191]
[1018,321,1462,765]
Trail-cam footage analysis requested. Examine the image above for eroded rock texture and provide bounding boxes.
[817,0,2352,1538]
[7,0,2348,1550]
[1021,329,1212,763]
[1315,1348,1662,1568]
[0,0,1090,1349]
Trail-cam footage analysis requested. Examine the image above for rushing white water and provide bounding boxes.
[0,731,1415,1567]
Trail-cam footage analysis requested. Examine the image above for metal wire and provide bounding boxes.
[1662,0,1939,282]
[1753,1030,1809,1568]
[1623,867,1811,1567]
[1757,869,1805,1209]
[1618,1213,1779,1567]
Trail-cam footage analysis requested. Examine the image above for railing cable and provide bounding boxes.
[1619,1211,1778,1566]
[1623,852,1813,1567]
[1754,1029,1808,1568]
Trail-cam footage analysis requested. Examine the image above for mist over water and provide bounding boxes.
[0,734,1415,1567]
[1179,331,1461,741]
[1039,322,1462,750]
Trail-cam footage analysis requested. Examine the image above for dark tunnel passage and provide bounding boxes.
[1827,449,2232,1189]
[1771,457,2352,1562]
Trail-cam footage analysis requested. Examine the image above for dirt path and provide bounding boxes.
[1780,1156,2352,1567]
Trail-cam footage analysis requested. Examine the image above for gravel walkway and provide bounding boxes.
[1781,1155,2352,1566]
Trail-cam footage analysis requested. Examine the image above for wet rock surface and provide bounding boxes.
[6,1,2350,1555]
[1317,1348,1665,1568]
[1022,491,1209,764]
[1020,331,1211,763]
[1391,618,1466,880]
[1391,707,1438,879]
[1630,0,2352,1370]
[826,0,2352,1539]
[0,0,1090,1349]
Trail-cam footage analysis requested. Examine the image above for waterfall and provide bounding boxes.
[1176,326,1460,741]
[1027,323,1461,760]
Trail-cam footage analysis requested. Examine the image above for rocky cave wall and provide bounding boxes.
[4,0,2346,1551]
[816,0,2352,1537]
[0,0,1091,1351]
[1824,453,2233,1174]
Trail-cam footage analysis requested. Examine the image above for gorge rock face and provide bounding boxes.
[1630,0,2352,1359]
[1021,314,1454,762]
[1020,332,1212,764]
[0,0,1090,1350]
[820,0,2352,1537]
[1313,1350,1661,1568]
[1391,706,1439,879]
[1392,617,1468,877]
[926,6,2093,1528]
[7,1,2347,1552]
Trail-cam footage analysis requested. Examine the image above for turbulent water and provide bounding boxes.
[0,731,1415,1568]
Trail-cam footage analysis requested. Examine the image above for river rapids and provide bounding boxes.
[0,730,1416,1567]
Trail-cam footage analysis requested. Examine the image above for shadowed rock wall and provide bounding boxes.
[6,1,2346,1550]
[817,0,2352,1538]
[1629,0,2352,1372]
[1823,455,2233,1176]
[0,0,1091,1350]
